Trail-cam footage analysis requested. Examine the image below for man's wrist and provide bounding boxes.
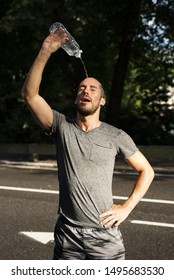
[39,48,52,59]
[122,199,136,213]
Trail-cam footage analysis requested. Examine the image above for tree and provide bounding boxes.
[106,0,142,126]
[0,0,173,144]
[118,0,174,144]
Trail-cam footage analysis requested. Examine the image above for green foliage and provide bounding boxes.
[0,0,173,144]
[119,0,174,144]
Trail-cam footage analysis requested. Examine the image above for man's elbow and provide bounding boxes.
[21,89,26,100]
[144,165,155,182]
[21,87,33,104]
[149,166,155,180]
[21,85,27,101]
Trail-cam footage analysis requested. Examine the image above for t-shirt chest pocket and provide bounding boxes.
[89,143,115,165]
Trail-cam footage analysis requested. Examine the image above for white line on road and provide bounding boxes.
[19,231,54,244]
[0,185,174,205]
[113,195,174,205]
[19,221,174,245]
[0,185,58,194]
[114,171,174,178]
[20,220,174,245]
[131,220,174,228]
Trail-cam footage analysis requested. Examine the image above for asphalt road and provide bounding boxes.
[0,166,173,260]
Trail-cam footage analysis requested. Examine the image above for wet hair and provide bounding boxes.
[99,83,106,99]
[78,77,106,99]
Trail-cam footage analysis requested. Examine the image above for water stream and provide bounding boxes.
[80,57,88,78]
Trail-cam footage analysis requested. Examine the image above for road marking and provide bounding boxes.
[0,185,58,194]
[0,185,174,205]
[114,171,174,178]
[1,162,174,177]
[131,220,174,228]
[112,195,174,205]
[19,231,54,244]
[20,220,174,244]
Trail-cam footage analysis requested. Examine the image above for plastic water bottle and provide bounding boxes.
[49,22,83,58]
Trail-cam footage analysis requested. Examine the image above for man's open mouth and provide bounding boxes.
[81,97,91,102]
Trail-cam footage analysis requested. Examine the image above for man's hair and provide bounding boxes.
[77,77,106,100]
[99,83,106,99]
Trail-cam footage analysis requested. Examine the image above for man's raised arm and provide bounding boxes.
[21,28,68,131]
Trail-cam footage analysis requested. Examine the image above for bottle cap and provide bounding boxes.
[49,22,62,34]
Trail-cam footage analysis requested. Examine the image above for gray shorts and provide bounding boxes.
[53,216,125,260]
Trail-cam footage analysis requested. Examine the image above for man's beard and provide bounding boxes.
[76,104,99,116]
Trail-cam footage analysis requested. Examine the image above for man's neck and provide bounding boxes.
[76,114,102,132]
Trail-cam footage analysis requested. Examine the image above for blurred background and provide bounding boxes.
[0,1,174,261]
[0,0,174,145]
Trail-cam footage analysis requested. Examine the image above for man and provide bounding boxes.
[21,28,154,260]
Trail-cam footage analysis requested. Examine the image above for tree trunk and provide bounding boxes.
[106,0,142,126]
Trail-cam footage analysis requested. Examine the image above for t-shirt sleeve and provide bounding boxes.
[45,110,65,136]
[117,130,138,159]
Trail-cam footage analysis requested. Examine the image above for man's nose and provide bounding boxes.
[83,86,89,95]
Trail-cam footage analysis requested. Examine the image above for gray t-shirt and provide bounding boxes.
[51,110,138,228]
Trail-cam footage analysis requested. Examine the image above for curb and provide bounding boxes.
[0,160,174,175]
[0,160,57,170]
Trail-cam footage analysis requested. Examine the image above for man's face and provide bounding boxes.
[75,78,105,116]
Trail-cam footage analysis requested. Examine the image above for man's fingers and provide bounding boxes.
[99,209,113,218]
[112,220,121,227]
[100,215,118,228]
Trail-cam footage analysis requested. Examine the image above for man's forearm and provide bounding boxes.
[21,49,51,101]
[21,30,68,102]
[123,167,154,212]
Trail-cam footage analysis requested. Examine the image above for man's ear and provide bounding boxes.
[100,97,106,106]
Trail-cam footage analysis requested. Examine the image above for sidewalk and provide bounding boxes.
[0,157,174,175]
